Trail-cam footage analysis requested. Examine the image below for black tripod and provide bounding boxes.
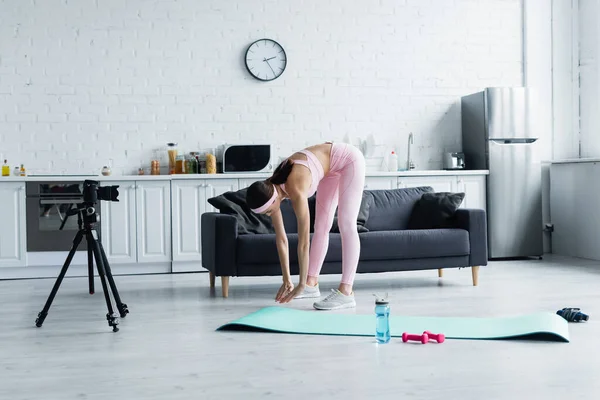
[35,202,129,332]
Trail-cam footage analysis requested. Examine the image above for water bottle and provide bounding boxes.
[374,294,390,344]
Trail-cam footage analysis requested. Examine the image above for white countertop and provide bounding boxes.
[547,158,600,164]
[0,169,488,183]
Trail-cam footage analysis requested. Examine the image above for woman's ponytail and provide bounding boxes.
[268,159,294,185]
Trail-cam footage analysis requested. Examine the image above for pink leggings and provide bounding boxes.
[307,143,366,285]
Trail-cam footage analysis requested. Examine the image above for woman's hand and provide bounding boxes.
[275,280,295,303]
[277,283,306,304]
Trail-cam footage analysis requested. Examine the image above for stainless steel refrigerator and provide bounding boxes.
[461,87,543,259]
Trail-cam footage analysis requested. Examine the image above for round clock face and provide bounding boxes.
[245,39,287,81]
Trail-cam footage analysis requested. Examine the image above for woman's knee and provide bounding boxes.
[313,217,332,235]
[337,215,358,235]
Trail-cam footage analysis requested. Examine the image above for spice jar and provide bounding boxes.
[186,153,198,174]
[197,154,207,174]
[150,160,160,175]
[206,152,217,174]
[167,143,178,174]
[175,151,185,174]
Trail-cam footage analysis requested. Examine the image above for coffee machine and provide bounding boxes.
[443,152,465,170]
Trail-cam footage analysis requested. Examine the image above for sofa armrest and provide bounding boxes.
[201,212,238,276]
[454,209,488,266]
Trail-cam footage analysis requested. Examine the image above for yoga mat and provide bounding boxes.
[217,306,570,342]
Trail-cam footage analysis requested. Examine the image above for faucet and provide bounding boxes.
[407,132,415,170]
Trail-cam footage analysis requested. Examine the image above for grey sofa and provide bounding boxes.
[201,186,488,297]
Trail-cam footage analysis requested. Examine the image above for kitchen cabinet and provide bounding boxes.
[100,180,171,265]
[398,175,486,211]
[136,181,171,263]
[101,181,137,264]
[364,177,397,190]
[238,178,259,191]
[171,180,206,262]
[456,175,487,210]
[204,179,239,212]
[171,178,239,266]
[399,176,457,193]
[0,182,26,267]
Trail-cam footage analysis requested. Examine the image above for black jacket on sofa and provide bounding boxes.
[201,186,488,279]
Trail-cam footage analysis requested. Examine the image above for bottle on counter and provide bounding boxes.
[19,164,26,176]
[101,166,112,176]
[2,159,9,176]
[198,154,207,174]
[167,143,178,174]
[175,151,185,174]
[388,151,398,172]
[186,153,198,174]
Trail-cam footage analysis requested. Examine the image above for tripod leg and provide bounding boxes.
[87,243,95,295]
[98,240,128,318]
[35,230,85,328]
[58,205,73,230]
[88,232,120,332]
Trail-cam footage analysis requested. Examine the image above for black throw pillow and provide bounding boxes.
[407,192,465,230]
[207,188,275,234]
[330,191,373,233]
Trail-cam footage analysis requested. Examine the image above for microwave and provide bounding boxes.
[222,144,274,173]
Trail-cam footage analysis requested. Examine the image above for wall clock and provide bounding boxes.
[245,38,287,81]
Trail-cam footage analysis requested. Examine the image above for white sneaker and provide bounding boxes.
[294,284,321,299]
[313,289,356,310]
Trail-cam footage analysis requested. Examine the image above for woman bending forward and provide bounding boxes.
[246,141,366,310]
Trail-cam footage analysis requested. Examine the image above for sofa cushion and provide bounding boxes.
[407,192,465,230]
[359,229,470,260]
[330,191,373,233]
[209,190,316,235]
[364,186,434,231]
[207,188,274,234]
[236,233,343,265]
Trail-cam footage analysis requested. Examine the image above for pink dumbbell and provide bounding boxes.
[402,332,429,344]
[423,331,445,343]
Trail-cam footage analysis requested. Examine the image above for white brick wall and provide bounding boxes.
[0,0,523,175]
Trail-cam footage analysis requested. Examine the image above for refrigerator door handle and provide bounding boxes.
[489,138,538,144]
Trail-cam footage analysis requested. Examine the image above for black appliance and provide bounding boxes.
[26,180,101,252]
[222,144,273,173]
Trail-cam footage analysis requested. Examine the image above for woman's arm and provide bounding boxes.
[271,208,291,282]
[290,194,311,286]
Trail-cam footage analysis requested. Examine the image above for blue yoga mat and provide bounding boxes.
[217,306,570,342]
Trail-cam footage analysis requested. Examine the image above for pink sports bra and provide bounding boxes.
[280,149,325,198]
